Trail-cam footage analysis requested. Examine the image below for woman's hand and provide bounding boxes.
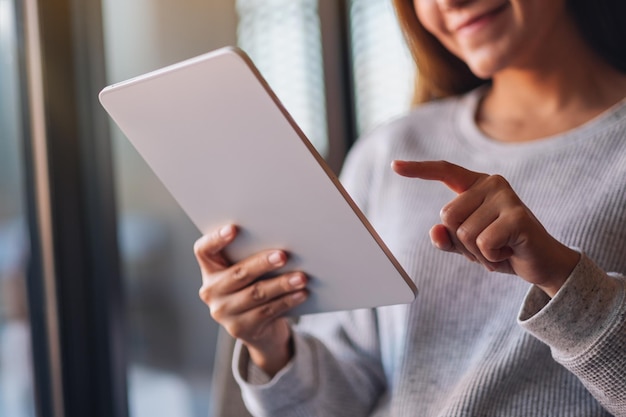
[392,160,580,297]
[194,224,308,376]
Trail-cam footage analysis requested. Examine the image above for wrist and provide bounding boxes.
[246,333,294,377]
[537,244,580,298]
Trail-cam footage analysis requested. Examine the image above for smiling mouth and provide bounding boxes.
[455,3,510,33]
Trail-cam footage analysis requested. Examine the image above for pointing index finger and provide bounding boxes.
[392,160,485,194]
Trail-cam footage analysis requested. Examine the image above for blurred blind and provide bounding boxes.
[236,0,328,156]
[349,0,415,135]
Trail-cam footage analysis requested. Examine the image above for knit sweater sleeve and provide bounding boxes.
[518,253,626,416]
[232,309,386,416]
[231,136,388,416]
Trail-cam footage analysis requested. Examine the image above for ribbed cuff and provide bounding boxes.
[232,333,318,415]
[518,253,624,360]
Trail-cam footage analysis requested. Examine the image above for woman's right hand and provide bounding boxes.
[194,224,308,376]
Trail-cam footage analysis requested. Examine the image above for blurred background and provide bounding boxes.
[0,0,413,416]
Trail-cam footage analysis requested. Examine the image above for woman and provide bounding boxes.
[194,0,626,415]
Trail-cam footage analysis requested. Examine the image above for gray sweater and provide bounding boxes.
[233,88,626,416]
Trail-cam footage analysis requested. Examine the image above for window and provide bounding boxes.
[349,0,415,135]
[236,0,329,156]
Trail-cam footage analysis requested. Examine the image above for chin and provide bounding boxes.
[468,66,495,80]
[461,41,520,79]
[465,57,506,80]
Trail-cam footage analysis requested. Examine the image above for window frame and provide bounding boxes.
[18,0,129,415]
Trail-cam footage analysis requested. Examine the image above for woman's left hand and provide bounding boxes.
[392,160,580,297]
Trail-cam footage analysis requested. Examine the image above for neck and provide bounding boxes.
[490,49,625,115]
[478,18,626,142]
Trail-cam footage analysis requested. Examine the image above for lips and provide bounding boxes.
[451,2,510,33]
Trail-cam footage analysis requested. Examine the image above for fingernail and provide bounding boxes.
[289,274,305,288]
[292,291,306,301]
[219,225,234,239]
[431,238,451,251]
[268,251,284,266]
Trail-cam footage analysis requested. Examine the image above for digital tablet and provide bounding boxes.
[99,46,417,315]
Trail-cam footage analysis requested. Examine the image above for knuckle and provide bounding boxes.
[273,298,292,315]
[209,300,229,322]
[456,224,475,243]
[509,205,529,222]
[475,233,493,252]
[193,238,204,257]
[231,265,248,281]
[198,285,212,304]
[280,298,291,311]
[259,304,275,318]
[439,205,458,226]
[487,174,510,189]
[250,282,266,301]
